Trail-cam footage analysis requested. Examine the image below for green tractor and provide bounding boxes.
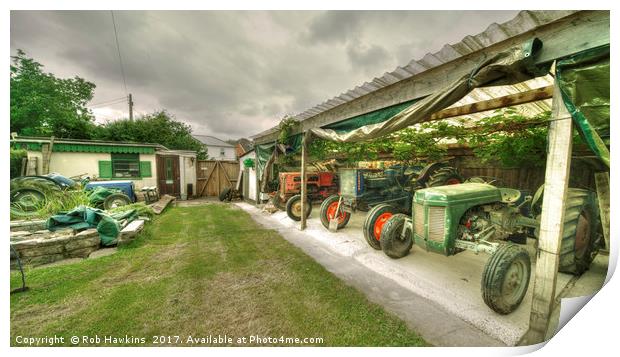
[379,182,601,314]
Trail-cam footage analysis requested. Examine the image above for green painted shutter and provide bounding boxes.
[139,161,152,177]
[98,161,112,178]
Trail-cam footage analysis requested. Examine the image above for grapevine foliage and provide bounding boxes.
[307,109,554,168]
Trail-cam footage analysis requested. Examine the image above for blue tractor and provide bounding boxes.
[319,163,464,249]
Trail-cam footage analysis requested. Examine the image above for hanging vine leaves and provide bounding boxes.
[277,115,298,143]
[305,109,553,168]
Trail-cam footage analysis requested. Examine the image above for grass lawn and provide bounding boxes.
[10,203,428,347]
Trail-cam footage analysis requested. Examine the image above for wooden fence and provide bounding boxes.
[196,160,240,197]
[448,147,598,193]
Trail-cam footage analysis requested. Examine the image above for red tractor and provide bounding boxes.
[270,171,339,221]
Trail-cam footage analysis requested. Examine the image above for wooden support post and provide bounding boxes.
[41,136,55,175]
[429,85,554,122]
[522,80,574,345]
[255,159,260,205]
[594,172,610,252]
[300,132,308,230]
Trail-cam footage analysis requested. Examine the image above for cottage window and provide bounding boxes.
[220,148,225,157]
[111,153,141,178]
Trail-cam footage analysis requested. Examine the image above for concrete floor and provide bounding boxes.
[234,201,608,347]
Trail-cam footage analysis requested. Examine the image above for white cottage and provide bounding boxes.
[11,136,197,200]
[192,135,236,161]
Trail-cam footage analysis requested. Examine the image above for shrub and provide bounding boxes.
[10,148,27,178]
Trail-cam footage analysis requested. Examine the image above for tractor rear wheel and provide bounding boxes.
[286,194,312,221]
[482,244,531,315]
[380,214,413,259]
[319,195,350,230]
[10,188,46,217]
[219,187,232,202]
[558,189,600,275]
[363,204,397,250]
[426,166,464,187]
[103,193,132,210]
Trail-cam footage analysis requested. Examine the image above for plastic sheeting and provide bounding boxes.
[255,142,277,180]
[46,206,138,246]
[307,38,548,143]
[556,44,610,167]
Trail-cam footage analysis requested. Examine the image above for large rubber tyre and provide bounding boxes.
[363,204,397,250]
[426,166,464,187]
[286,194,312,221]
[271,194,286,210]
[103,193,132,210]
[219,187,232,202]
[482,244,531,315]
[10,188,46,217]
[380,213,413,259]
[319,195,351,230]
[558,189,600,275]
[10,177,62,194]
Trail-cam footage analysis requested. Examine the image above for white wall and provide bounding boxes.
[239,151,256,201]
[180,155,197,199]
[208,145,236,161]
[28,151,158,190]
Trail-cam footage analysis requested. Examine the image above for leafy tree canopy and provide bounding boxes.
[94,110,208,159]
[10,49,97,139]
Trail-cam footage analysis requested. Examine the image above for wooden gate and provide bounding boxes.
[196,160,240,197]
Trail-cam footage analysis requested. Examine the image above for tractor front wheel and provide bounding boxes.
[103,193,132,210]
[363,204,397,250]
[319,195,350,230]
[380,213,413,259]
[286,194,312,221]
[482,244,531,315]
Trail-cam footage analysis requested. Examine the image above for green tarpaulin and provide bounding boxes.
[255,98,421,191]
[46,206,138,246]
[324,99,418,133]
[556,44,610,167]
[86,186,118,206]
[255,141,277,179]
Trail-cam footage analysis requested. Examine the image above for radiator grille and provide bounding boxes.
[413,203,425,236]
[427,206,446,242]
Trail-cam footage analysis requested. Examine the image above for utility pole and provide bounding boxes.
[128,93,134,120]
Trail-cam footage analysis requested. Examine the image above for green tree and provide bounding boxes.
[10,50,97,138]
[95,110,208,159]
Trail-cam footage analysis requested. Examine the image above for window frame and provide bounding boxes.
[111,153,141,179]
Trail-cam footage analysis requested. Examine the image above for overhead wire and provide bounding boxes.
[110,10,128,96]
[88,96,128,107]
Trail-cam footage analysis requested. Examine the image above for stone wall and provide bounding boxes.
[10,219,47,232]
[10,219,146,269]
[10,228,100,268]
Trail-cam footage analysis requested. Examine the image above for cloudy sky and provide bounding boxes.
[10,10,519,140]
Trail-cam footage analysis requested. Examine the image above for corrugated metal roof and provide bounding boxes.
[11,135,167,149]
[251,10,576,140]
[193,135,234,147]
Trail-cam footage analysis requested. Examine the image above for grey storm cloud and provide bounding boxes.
[10,10,519,140]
